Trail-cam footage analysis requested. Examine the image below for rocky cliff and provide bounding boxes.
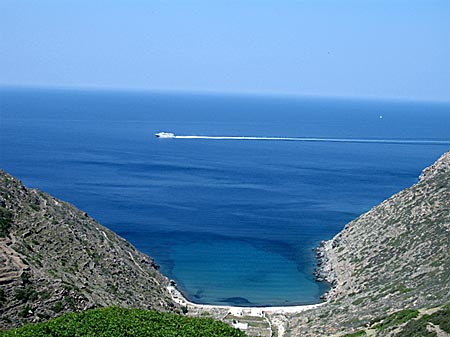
[283,151,450,336]
[0,170,177,329]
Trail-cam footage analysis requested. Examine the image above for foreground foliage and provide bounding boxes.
[1,307,247,337]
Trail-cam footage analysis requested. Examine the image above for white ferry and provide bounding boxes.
[155,132,175,138]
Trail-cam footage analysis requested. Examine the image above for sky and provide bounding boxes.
[1,0,449,102]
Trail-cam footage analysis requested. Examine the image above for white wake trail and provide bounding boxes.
[173,135,450,145]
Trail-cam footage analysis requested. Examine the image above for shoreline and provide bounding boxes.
[167,285,327,315]
[166,285,327,336]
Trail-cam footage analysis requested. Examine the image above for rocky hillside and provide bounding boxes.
[281,151,450,336]
[0,170,177,330]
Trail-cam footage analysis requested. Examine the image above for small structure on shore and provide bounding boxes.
[229,308,243,316]
[250,308,264,317]
[232,321,248,330]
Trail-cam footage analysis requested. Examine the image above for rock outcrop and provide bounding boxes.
[0,170,177,329]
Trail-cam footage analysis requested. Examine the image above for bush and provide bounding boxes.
[14,286,37,303]
[50,302,63,313]
[0,207,12,237]
[394,305,450,337]
[373,309,419,330]
[342,330,366,337]
[1,307,247,337]
[429,306,450,333]
[0,289,6,306]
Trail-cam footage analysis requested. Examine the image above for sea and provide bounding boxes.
[1,87,449,307]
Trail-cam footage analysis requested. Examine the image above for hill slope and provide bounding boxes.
[0,170,177,329]
[284,151,450,336]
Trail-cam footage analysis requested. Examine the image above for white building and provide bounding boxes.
[229,308,243,316]
[232,322,248,330]
[250,308,264,317]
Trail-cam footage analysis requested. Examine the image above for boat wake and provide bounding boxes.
[156,133,449,145]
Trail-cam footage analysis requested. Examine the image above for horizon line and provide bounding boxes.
[1,83,450,105]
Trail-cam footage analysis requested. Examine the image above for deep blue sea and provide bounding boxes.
[1,87,449,306]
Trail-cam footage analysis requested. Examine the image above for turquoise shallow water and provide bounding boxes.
[1,87,449,305]
[172,239,319,306]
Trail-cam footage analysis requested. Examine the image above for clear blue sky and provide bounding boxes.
[1,0,449,101]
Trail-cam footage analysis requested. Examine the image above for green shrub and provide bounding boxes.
[50,302,63,313]
[39,291,51,300]
[373,309,419,330]
[394,305,450,337]
[1,307,247,337]
[0,207,12,237]
[0,289,6,305]
[394,316,435,337]
[20,272,31,285]
[352,298,364,306]
[342,330,366,337]
[18,305,32,318]
[14,286,37,302]
[428,306,450,333]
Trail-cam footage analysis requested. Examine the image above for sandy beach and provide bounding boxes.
[167,285,326,314]
[167,285,326,336]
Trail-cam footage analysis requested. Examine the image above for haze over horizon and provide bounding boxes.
[1,0,449,102]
